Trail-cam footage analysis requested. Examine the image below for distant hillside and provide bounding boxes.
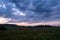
[0,24,54,27]
[0,24,53,30]
[0,24,26,28]
[0,24,17,27]
[34,25,53,27]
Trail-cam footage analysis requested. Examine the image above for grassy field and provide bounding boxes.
[0,27,60,40]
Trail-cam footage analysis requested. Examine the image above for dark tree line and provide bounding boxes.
[34,25,53,28]
[0,24,53,30]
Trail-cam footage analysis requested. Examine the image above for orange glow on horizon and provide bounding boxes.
[0,17,60,26]
[7,21,60,26]
[7,22,30,26]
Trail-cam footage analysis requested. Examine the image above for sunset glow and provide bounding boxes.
[0,0,60,26]
[0,17,11,24]
[7,21,60,26]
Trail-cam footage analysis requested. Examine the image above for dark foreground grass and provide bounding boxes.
[0,27,60,40]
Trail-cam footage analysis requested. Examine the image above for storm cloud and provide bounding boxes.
[0,0,60,23]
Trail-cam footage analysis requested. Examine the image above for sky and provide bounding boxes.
[0,0,60,26]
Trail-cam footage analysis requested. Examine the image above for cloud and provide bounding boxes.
[0,17,11,24]
[0,3,6,9]
[0,0,60,25]
[7,21,60,26]
[12,8,26,16]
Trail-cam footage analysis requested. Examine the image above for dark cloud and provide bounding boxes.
[0,0,60,23]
